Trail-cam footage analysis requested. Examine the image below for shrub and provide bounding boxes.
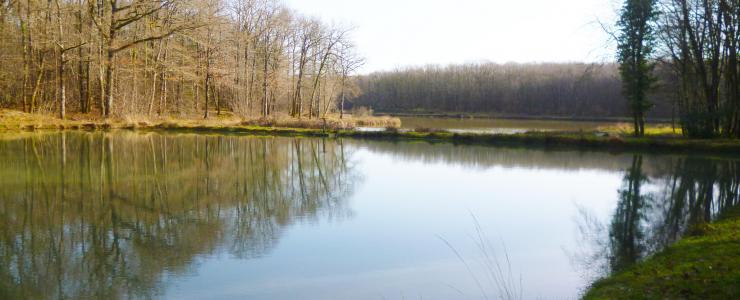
[351,106,374,117]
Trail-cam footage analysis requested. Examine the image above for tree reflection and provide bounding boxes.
[0,132,360,299]
[573,154,740,284]
[609,155,650,273]
[647,158,739,250]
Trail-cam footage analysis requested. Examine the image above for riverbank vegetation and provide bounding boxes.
[5,109,739,154]
[0,109,400,131]
[0,0,364,120]
[348,130,740,155]
[580,153,740,298]
[584,207,740,299]
[659,0,739,138]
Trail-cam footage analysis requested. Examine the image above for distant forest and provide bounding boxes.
[350,63,676,120]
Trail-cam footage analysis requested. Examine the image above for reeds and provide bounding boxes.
[0,109,401,131]
[437,213,523,300]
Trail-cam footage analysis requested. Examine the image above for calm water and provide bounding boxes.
[0,132,738,299]
[400,116,616,134]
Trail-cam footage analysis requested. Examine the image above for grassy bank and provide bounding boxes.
[2,109,740,154]
[376,110,673,123]
[339,130,740,155]
[0,109,400,131]
[584,208,740,299]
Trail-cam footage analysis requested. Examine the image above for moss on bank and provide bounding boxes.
[584,207,740,299]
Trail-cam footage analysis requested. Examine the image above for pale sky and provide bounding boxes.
[284,0,619,73]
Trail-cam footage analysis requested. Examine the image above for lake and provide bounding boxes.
[0,132,737,299]
[399,116,618,134]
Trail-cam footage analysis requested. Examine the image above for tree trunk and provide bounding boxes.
[204,74,210,119]
[20,0,30,112]
[102,1,116,118]
[215,85,221,116]
[148,40,164,116]
[30,57,46,113]
[55,0,66,119]
[58,53,66,119]
[159,65,167,116]
[77,0,88,113]
[340,77,346,119]
[103,51,114,117]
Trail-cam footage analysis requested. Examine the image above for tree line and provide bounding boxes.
[352,0,739,138]
[0,0,363,119]
[350,63,676,120]
[657,0,739,137]
[616,0,738,137]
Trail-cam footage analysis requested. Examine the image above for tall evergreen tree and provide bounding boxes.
[616,0,658,136]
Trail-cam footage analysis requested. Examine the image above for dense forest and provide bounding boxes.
[350,63,676,119]
[0,0,363,119]
[352,0,739,138]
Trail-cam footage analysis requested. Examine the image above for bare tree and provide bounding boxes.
[335,41,364,119]
[0,0,362,120]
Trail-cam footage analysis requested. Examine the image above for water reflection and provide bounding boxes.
[575,154,739,282]
[348,139,676,172]
[355,140,739,286]
[610,155,650,273]
[0,132,360,299]
[399,116,611,134]
[0,133,738,298]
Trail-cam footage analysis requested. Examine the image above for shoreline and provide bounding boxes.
[584,207,740,298]
[375,111,675,124]
[1,110,738,155]
[2,120,740,155]
[2,112,739,298]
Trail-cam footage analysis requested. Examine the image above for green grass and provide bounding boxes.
[584,208,740,299]
[598,123,683,137]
